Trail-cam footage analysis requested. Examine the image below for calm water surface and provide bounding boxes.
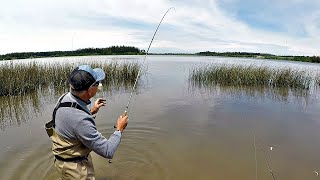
[1,55,320,180]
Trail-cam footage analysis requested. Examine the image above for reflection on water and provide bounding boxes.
[0,92,41,130]
[0,87,67,130]
[2,56,320,180]
[189,83,314,106]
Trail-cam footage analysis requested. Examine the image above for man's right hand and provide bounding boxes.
[117,115,128,132]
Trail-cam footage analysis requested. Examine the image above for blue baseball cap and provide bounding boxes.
[68,65,105,91]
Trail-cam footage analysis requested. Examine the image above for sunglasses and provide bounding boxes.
[91,81,100,87]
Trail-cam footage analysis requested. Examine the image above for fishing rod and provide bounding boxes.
[114,7,175,125]
[109,7,174,164]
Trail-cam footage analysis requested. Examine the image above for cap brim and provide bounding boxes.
[93,68,105,82]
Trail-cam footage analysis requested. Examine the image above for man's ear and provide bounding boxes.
[87,87,93,97]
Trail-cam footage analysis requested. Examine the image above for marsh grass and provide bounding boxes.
[97,62,141,90]
[0,91,41,130]
[0,61,141,96]
[0,60,141,129]
[315,75,320,87]
[189,65,313,90]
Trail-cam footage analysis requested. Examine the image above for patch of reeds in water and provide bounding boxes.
[189,65,313,90]
[0,61,141,96]
[0,91,42,130]
[97,62,141,90]
[315,75,320,87]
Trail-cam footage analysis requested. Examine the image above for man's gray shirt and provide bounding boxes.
[55,92,122,159]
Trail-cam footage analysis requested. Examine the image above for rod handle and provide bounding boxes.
[114,111,127,128]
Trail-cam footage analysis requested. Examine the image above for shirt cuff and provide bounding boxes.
[113,130,122,137]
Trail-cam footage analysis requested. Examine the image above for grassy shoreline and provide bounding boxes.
[196,51,320,63]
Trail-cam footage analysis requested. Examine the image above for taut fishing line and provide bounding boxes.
[109,7,175,163]
[120,7,175,118]
[113,7,175,125]
[253,132,276,180]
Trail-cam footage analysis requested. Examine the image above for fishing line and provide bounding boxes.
[254,133,258,180]
[253,132,276,180]
[114,7,175,125]
[108,7,175,164]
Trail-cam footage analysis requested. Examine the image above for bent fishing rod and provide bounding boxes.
[108,7,174,164]
[114,7,175,126]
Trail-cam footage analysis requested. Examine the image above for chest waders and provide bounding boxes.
[45,94,95,180]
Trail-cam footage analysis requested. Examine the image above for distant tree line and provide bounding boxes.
[2,47,320,64]
[0,46,145,60]
[197,51,320,63]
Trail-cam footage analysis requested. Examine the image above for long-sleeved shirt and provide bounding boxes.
[54,92,121,159]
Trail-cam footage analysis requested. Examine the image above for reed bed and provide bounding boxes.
[189,65,313,90]
[0,91,41,130]
[316,75,320,87]
[0,61,141,96]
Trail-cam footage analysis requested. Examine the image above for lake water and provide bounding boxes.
[1,55,320,180]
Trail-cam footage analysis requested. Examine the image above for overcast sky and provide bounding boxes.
[1,0,320,55]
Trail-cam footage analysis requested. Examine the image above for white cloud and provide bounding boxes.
[0,0,319,56]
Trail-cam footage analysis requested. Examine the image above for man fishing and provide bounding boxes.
[45,64,128,180]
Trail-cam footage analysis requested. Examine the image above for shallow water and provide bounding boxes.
[1,55,320,179]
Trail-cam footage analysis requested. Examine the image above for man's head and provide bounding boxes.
[68,65,105,98]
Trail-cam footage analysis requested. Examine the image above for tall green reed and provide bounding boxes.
[189,65,313,90]
[0,61,141,96]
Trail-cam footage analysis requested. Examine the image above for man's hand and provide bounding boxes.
[90,98,106,115]
[117,115,128,132]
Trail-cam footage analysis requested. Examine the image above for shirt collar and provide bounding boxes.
[69,92,91,105]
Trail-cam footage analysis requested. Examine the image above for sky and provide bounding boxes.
[1,0,320,56]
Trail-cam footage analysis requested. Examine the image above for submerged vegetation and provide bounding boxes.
[189,65,314,90]
[0,91,42,130]
[0,61,141,96]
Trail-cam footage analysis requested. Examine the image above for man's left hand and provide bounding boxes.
[91,98,106,114]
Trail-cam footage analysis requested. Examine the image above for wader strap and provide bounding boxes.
[46,93,67,128]
[45,93,68,129]
[55,155,88,162]
[57,102,90,116]
[45,93,91,129]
